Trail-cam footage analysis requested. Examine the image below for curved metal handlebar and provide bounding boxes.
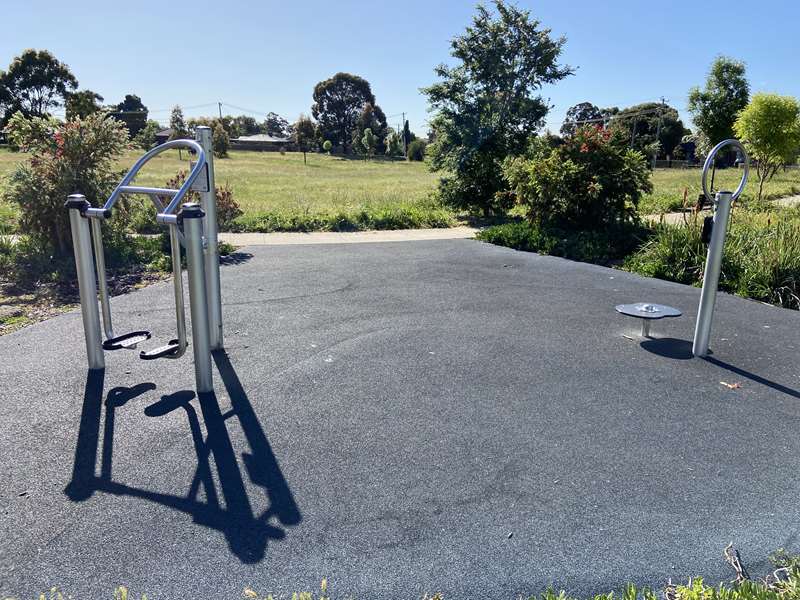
[85,139,206,221]
[701,139,749,203]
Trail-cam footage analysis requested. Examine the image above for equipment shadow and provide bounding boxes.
[641,337,800,399]
[64,353,300,564]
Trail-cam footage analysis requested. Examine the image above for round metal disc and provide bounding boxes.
[615,302,682,320]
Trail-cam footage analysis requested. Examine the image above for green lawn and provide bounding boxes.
[0,147,448,232]
[2,147,800,232]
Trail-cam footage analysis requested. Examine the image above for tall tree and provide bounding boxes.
[688,56,749,148]
[65,89,104,120]
[354,103,388,154]
[294,114,317,164]
[262,112,291,138]
[608,101,686,158]
[734,93,800,202]
[311,72,376,153]
[231,115,260,136]
[560,102,602,136]
[112,94,148,137]
[361,128,376,161]
[0,49,78,124]
[169,105,188,158]
[402,120,412,156]
[422,0,573,214]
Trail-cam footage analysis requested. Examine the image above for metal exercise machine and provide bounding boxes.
[692,139,749,357]
[66,126,222,393]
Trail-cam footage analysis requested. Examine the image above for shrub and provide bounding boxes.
[322,140,332,154]
[477,220,650,265]
[212,122,230,158]
[503,126,652,229]
[3,112,129,253]
[407,139,426,161]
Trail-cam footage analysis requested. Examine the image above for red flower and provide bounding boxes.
[580,143,589,153]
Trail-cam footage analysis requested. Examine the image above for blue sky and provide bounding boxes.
[2,0,798,135]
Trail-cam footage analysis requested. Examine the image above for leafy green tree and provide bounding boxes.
[385,130,403,157]
[4,112,128,252]
[134,119,161,150]
[361,128,376,160]
[0,49,78,125]
[169,105,188,139]
[294,114,317,164]
[322,140,332,154]
[422,0,573,215]
[688,56,749,147]
[231,115,260,136]
[355,103,388,154]
[65,89,104,120]
[560,102,602,137]
[262,112,291,138]
[312,72,377,153]
[111,94,148,137]
[608,101,687,159]
[734,93,800,201]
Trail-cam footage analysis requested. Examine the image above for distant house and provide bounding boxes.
[231,133,293,152]
[155,128,173,146]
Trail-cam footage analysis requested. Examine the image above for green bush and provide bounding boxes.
[504,126,652,229]
[3,112,129,253]
[212,122,230,158]
[626,209,800,309]
[407,139,426,161]
[477,220,650,265]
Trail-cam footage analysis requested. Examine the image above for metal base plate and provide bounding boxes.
[615,303,682,320]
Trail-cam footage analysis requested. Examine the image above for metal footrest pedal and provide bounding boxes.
[140,339,185,360]
[103,331,152,350]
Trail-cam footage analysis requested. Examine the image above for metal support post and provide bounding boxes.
[182,203,213,393]
[66,195,104,370]
[195,126,223,350]
[692,191,733,357]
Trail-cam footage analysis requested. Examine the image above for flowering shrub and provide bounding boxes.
[503,126,652,229]
[3,112,129,252]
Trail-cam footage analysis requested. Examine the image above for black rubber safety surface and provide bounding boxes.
[1,239,799,599]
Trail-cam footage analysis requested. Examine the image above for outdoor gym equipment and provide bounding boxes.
[615,302,682,337]
[66,126,222,394]
[692,139,749,357]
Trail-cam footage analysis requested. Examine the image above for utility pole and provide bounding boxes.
[218,102,223,119]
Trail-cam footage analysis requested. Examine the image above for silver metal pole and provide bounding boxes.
[182,203,213,393]
[692,191,733,357]
[66,195,104,370]
[169,223,188,357]
[90,218,114,340]
[195,126,223,350]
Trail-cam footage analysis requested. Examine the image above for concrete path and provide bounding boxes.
[219,226,478,246]
[2,239,799,599]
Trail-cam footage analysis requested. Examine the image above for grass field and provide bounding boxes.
[2,147,800,232]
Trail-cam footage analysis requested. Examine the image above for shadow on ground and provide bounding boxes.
[63,350,300,563]
[641,337,800,399]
